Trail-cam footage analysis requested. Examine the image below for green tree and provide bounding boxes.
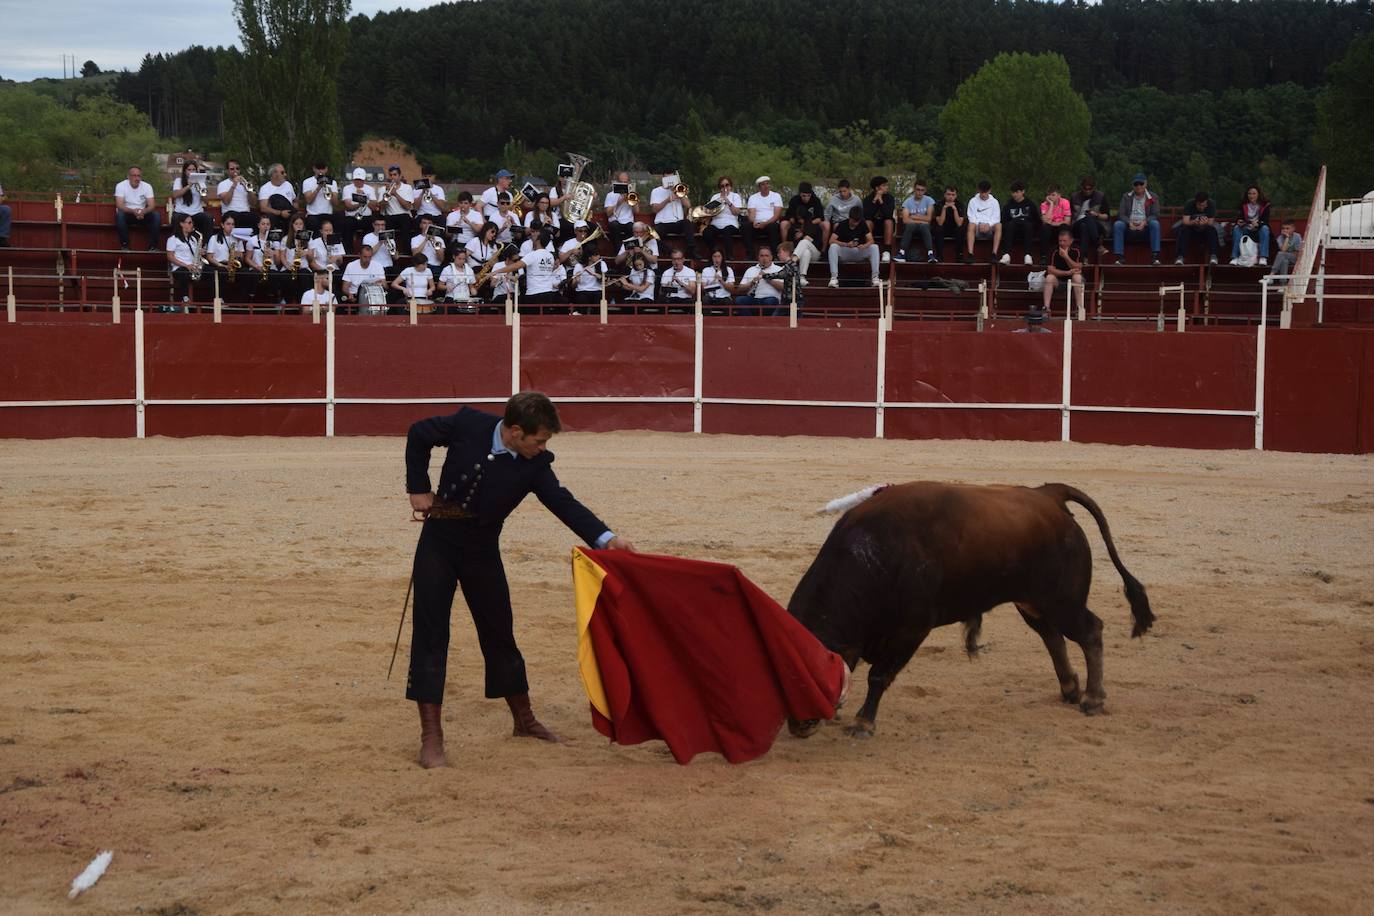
[679,109,709,204]
[1315,33,1374,199]
[938,52,1091,196]
[698,137,803,193]
[0,85,157,193]
[799,121,934,189]
[80,60,101,78]
[220,0,350,182]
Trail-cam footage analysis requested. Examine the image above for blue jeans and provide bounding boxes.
[116,209,162,248]
[734,294,781,317]
[0,203,11,241]
[1232,224,1271,260]
[1112,218,1160,256]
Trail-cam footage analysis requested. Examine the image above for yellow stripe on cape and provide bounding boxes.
[571,547,610,719]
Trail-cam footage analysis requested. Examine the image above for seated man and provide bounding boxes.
[898,180,936,262]
[650,170,694,256]
[342,241,388,312]
[999,180,1040,265]
[300,270,338,312]
[114,166,161,251]
[781,182,825,275]
[1271,219,1303,279]
[862,176,896,263]
[734,246,784,316]
[0,180,10,246]
[1113,173,1161,265]
[1174,191,1221,265]
[1069,176,1110,261]
[658,250,698,308]
[257,163,298,232]
[307,218,346,296]
[823,179,863,247]
[410,215,446,280]
[964,180,1001,263]
[744,176,783,258]
[827,209,880,287]
[931,186,964,262]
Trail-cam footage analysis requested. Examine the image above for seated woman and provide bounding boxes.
[165,213,201,311]
[171,160,213,239]
[615,250,657,310]
[1230,184,1271,267]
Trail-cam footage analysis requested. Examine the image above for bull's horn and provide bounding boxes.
[820,484,888,515]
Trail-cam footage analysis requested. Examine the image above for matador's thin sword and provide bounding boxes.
[386,574,413,680]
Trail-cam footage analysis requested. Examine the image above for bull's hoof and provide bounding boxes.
[844,718,875,739]
[1060,677,1082,705]
[788,717,821,738]
[1079,698,1106,716]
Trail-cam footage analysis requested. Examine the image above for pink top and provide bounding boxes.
[1041,198,1071,224]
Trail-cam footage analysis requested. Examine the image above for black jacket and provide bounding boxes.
[405,407,609,545]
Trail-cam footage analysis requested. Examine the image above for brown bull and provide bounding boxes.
[787,482,1154,738]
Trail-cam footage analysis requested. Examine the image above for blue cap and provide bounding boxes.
[1132,172,1147,184]
[494,168,514,179]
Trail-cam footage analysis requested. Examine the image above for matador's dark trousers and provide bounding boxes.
[405,518,528,704]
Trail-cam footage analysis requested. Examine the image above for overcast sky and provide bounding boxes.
[0,0,447,82]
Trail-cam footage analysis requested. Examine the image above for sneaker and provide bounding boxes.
[800,277,809,287]
[870,276,881,286]
[1174,257,1185,265]
[148,245,160,252]
[999,253,1011,265]
[1151,255,1161,266]
[1210,256,1219,265]
[896,249,906,260]
[121,244,131,251]
[1023,255,1033,265]
[962,253,973,264]
[1259,257,1268,267]
[1229,258,1239,266]
[881,251,891,263]
[1115,257,1125,266]
[827,277,839,288]
[927,252,938,263]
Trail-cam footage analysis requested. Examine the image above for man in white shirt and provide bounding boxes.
[300,270,339,311]
[341,167,377,254]
[361,216,397,282]
[216,159,255,231]
[342,242,388,310]
[493,193,521,244]
[258,163,298,231]
[744,175,783,258]
[114,166,161,250]
[735,246,784,316]
[301,160,339,235]
[414,166,448,222]
[410,215,446,277]
[481,168,515,222]
[657,249,698,307]
[964,180,1002,264]
[603,170,636,251]
[558,219,594,265]
[650,170,694,258]
[491,231,565,308]
[379,164,415,255]
[446,192,483,248]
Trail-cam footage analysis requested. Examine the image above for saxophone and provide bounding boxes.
[189,230,206,281]
[227,239,241,282]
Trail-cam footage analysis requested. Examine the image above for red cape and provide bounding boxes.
[573,549,845,764]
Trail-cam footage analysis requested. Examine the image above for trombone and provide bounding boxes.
[673,182,689,199]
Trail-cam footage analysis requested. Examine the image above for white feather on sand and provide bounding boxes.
[68,850,113,899]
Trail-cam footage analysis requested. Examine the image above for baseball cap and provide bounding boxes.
[351,167,366,180]
[1132,172,1147,184]
[573,219,589,229]
[494,168,514,179]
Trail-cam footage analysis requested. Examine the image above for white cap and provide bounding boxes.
[573,219,589,229]
[351,167,366,180]
[755,175,771,185]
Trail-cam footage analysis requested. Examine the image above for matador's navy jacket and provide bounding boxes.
[405,406,609,545]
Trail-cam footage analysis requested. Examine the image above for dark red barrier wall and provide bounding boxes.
[1263,328,1374,453]
[0,320,134,437]
[1070,328,1256,449]
[884,329,1061,441]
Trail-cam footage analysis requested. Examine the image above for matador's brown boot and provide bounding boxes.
[506,692,567,744]
[417,702,447,768]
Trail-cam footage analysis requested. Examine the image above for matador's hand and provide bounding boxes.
[409,491,434,514]
[606,536,636,552]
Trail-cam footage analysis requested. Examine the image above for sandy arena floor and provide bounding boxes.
[1,431,1372,914]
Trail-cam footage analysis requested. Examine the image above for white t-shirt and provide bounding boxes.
[747,191,783,224]
[700,264,735,299]
[170,178,205,215]
[604,191,633,225]
[481,186,510,222]
[618,238,659,260]
[300,287,339,307]
[522,248,563,296]
[524,209,561,231]
[709,192,742,229]
[165,235,194,268]
[740,264,783,299]
[361,231,394,269]
[217,177,253,212]
[115,179,155,212]
[415,184,446,217]
[572,260,606,293]
[344,182,377,218]
[411,233,444,267]
[206,234,240,264]
[301,176,339,216]
[465,237,496,265]
[967,194,1001,225]
[258,180,297,210]
[308,237,343,270]
[439,263,476,300]
[382,182,414,217]
[651,186,685,223]
[446,207,483,244]
[494,209,519,243]
[624,267,655,300]
[396,266,432,302]
[658,265,697,298]
[343,259,386,294]
[245,234,272,271]
[519,237,555,258]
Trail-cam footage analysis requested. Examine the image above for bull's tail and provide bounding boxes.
[1046,484,1155,637]
[819,484,890,515]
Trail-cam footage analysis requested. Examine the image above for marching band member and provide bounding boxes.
[391,253,436,307]
[362,215,396,278]
[481,168,515,222]
[308,217,346,296]
[445,191,483,249]
[487,245,522,304]
[341,167,377,253]
[558,220,593,265]
[699,249,736,314]
[491,229,565,310]
[206,214,248,302]
[616,250,656,307]
[410,214,446,279]
[414,166,448,222]
[216,159,254,230]
[657,249,698,307]
[283,214,313,299]
[650,169,693,255]
[438,247,477,312]
[342,241,388,311]
[702,176,743,256]
[567,248,607,307]
[257,163,298,231]
[493,192,521,243]
[734,246,785,316]
[379,164,415,253]
[744,175,783,258]
[604,170,635,251]
[614,221,659,266]
[170,159,212,238]
[301,160,339,235]
[165,213,200,309]
[523,193,561,246]
[466,221,500,267]
[300,269,339,312]
[247,214,288,305]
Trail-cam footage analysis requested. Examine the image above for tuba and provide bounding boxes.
[560,153,598,223]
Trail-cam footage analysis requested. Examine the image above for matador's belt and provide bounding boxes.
[413,500,476,522]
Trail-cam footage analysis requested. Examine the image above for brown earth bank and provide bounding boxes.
[1,432,1371,915]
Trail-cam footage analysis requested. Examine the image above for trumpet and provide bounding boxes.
[626,188,639,206]
[673,182,689,199]
[646,224,661,242]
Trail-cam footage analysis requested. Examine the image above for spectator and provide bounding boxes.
[863,176,896,263]
[782,182,825,277]
[1069,176,1109,261]
[744,176,783,258]
[931,186,965,262]
[170,159,212,239]
[0,180,10,246]
[1271,219,1303,278]
[1230,184,1272,267]
[999,180,1040,265]
[1174,191,1222,265]
[702,176,743,257]
[1044,227,1085,315]
[964,180,1002,263]
[1039,184,1071,264]
[734,246,784,316]
[1012,305,1053,334]
[1113,172,1161,265]
[898,179,937,262]
[824,179,863,245]
[826,209,881,287]
[114,166,161,251]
